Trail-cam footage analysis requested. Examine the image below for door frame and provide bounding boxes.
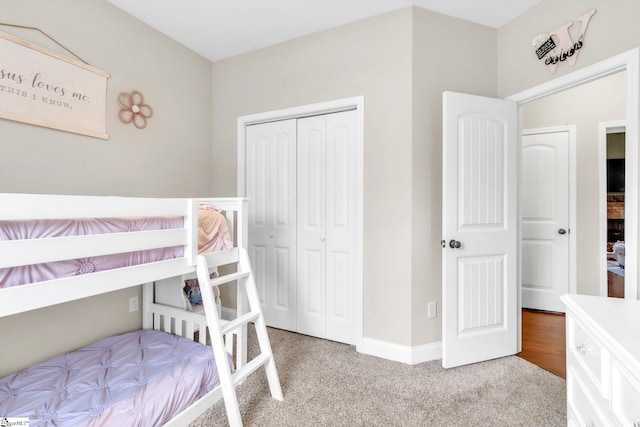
[508,48,639,302]
[236,96,365,349]
[521,125,578,302]
[598,120,627,297]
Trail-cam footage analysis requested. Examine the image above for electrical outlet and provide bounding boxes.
[427,301,437,318]
[129,296,139,312]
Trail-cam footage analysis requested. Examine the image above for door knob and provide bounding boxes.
[558,229,567,235]
[320,236,326,241]
[449,239,462,249]
[270,233,274,238]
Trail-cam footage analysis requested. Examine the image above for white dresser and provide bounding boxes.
[561,294,640,426]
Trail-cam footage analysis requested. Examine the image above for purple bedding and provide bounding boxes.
[0,216,184,289]
[0,330,231,426]
[0,207,233,289]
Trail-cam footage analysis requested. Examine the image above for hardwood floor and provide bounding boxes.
[518,309,566,379]
[608,269,625,298]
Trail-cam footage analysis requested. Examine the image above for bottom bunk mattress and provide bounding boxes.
[0,329,232,426]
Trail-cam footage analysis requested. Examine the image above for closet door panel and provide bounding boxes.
[252,245,268,306]
[297,115,327,338]
[248,110,357,343]
[325,110,357,344]
[246,119,297,331]
[246,126,269,228]
[273,123,296,229]
[246,124,271,312]
[268,120,297,330]
[327,250,349,318]
[298,248,326,337]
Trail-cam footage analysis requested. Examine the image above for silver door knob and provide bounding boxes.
[449,240,461,249]
[270,233,274,238]
[558,229,567,235]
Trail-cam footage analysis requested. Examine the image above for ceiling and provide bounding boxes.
[107,0,541,62]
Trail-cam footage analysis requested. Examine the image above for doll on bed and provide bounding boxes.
[183,274,219,308]
[182,203,232,311]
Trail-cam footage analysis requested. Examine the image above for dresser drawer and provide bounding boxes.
[611,359,640,426]
[567,366,614,427]
[568,316,609,397]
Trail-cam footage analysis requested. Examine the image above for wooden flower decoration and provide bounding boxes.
[118,91,153,129]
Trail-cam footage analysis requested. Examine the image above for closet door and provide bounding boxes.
[246,119,297,331]
[324,110,357,344]
[297,115,327,338]
[297,110,357,344]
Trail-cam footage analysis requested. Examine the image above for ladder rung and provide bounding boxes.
[209,271,250,287]
[232,353,271,386]
[219,311,260,336]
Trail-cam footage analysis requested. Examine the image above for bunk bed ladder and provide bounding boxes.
[196,248,283,426]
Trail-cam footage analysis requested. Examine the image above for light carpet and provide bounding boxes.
[190,327,566,426]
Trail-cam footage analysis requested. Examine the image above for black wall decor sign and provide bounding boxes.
[535,37,556,60]
[531,8,596,74]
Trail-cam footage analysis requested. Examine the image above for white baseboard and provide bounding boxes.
[358,337,442,365]
[226,305,442,365]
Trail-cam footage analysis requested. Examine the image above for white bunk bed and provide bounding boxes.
[0,193,282,426]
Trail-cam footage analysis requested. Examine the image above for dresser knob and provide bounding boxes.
[586,422,596,427]
[576,344,590,354]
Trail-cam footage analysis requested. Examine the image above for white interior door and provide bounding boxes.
[521,128,571,313]
[442,91,518,369]
[246,119,297,330]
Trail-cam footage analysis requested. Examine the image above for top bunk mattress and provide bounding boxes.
[0,204,233,289]
[0,329,231,426]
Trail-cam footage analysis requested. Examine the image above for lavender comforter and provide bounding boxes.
[0,206,233,289]
[0,330,231,426]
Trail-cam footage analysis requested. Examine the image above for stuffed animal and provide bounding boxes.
[186,286,202,305]
[183,273,220,307]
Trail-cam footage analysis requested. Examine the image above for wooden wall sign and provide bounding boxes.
[0,30,109,139]
[532,9,597,75]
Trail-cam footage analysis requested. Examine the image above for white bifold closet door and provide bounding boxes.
[297,111,357,345]
[245,110,357,345]
[246,119,297,331]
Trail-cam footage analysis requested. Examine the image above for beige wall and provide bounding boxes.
[2,1,213,198]
[211,7,497,346]
[0,0,213,377]
[212,7,415,345]
[523,72,626,296]
[411,8,497,343]
[498,0,640,98]
[608,133,626,159]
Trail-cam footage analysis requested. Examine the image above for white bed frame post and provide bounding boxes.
[142,282,153,330]
[236,199,249,367]
[186,199,199,265]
